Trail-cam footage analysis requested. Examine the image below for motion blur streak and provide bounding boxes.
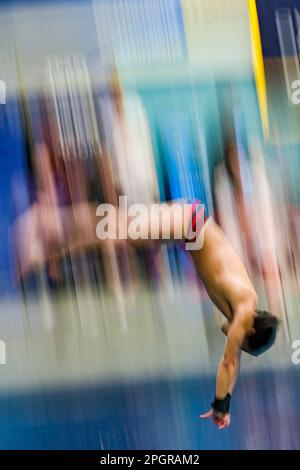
[0,0,299,449]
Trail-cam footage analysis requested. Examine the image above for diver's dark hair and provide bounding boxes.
[244,310,279,357]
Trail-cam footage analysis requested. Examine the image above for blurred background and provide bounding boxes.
[1,0,300,449]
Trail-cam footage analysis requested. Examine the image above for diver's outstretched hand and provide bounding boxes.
[200,408,231,430]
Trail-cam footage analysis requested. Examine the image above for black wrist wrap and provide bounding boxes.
[211,394,231,414]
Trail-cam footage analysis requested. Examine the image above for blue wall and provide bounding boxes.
[0,369,298,449]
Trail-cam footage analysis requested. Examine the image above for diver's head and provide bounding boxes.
[241,310,278,357]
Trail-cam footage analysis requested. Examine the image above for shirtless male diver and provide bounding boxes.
[14,159,278,430]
